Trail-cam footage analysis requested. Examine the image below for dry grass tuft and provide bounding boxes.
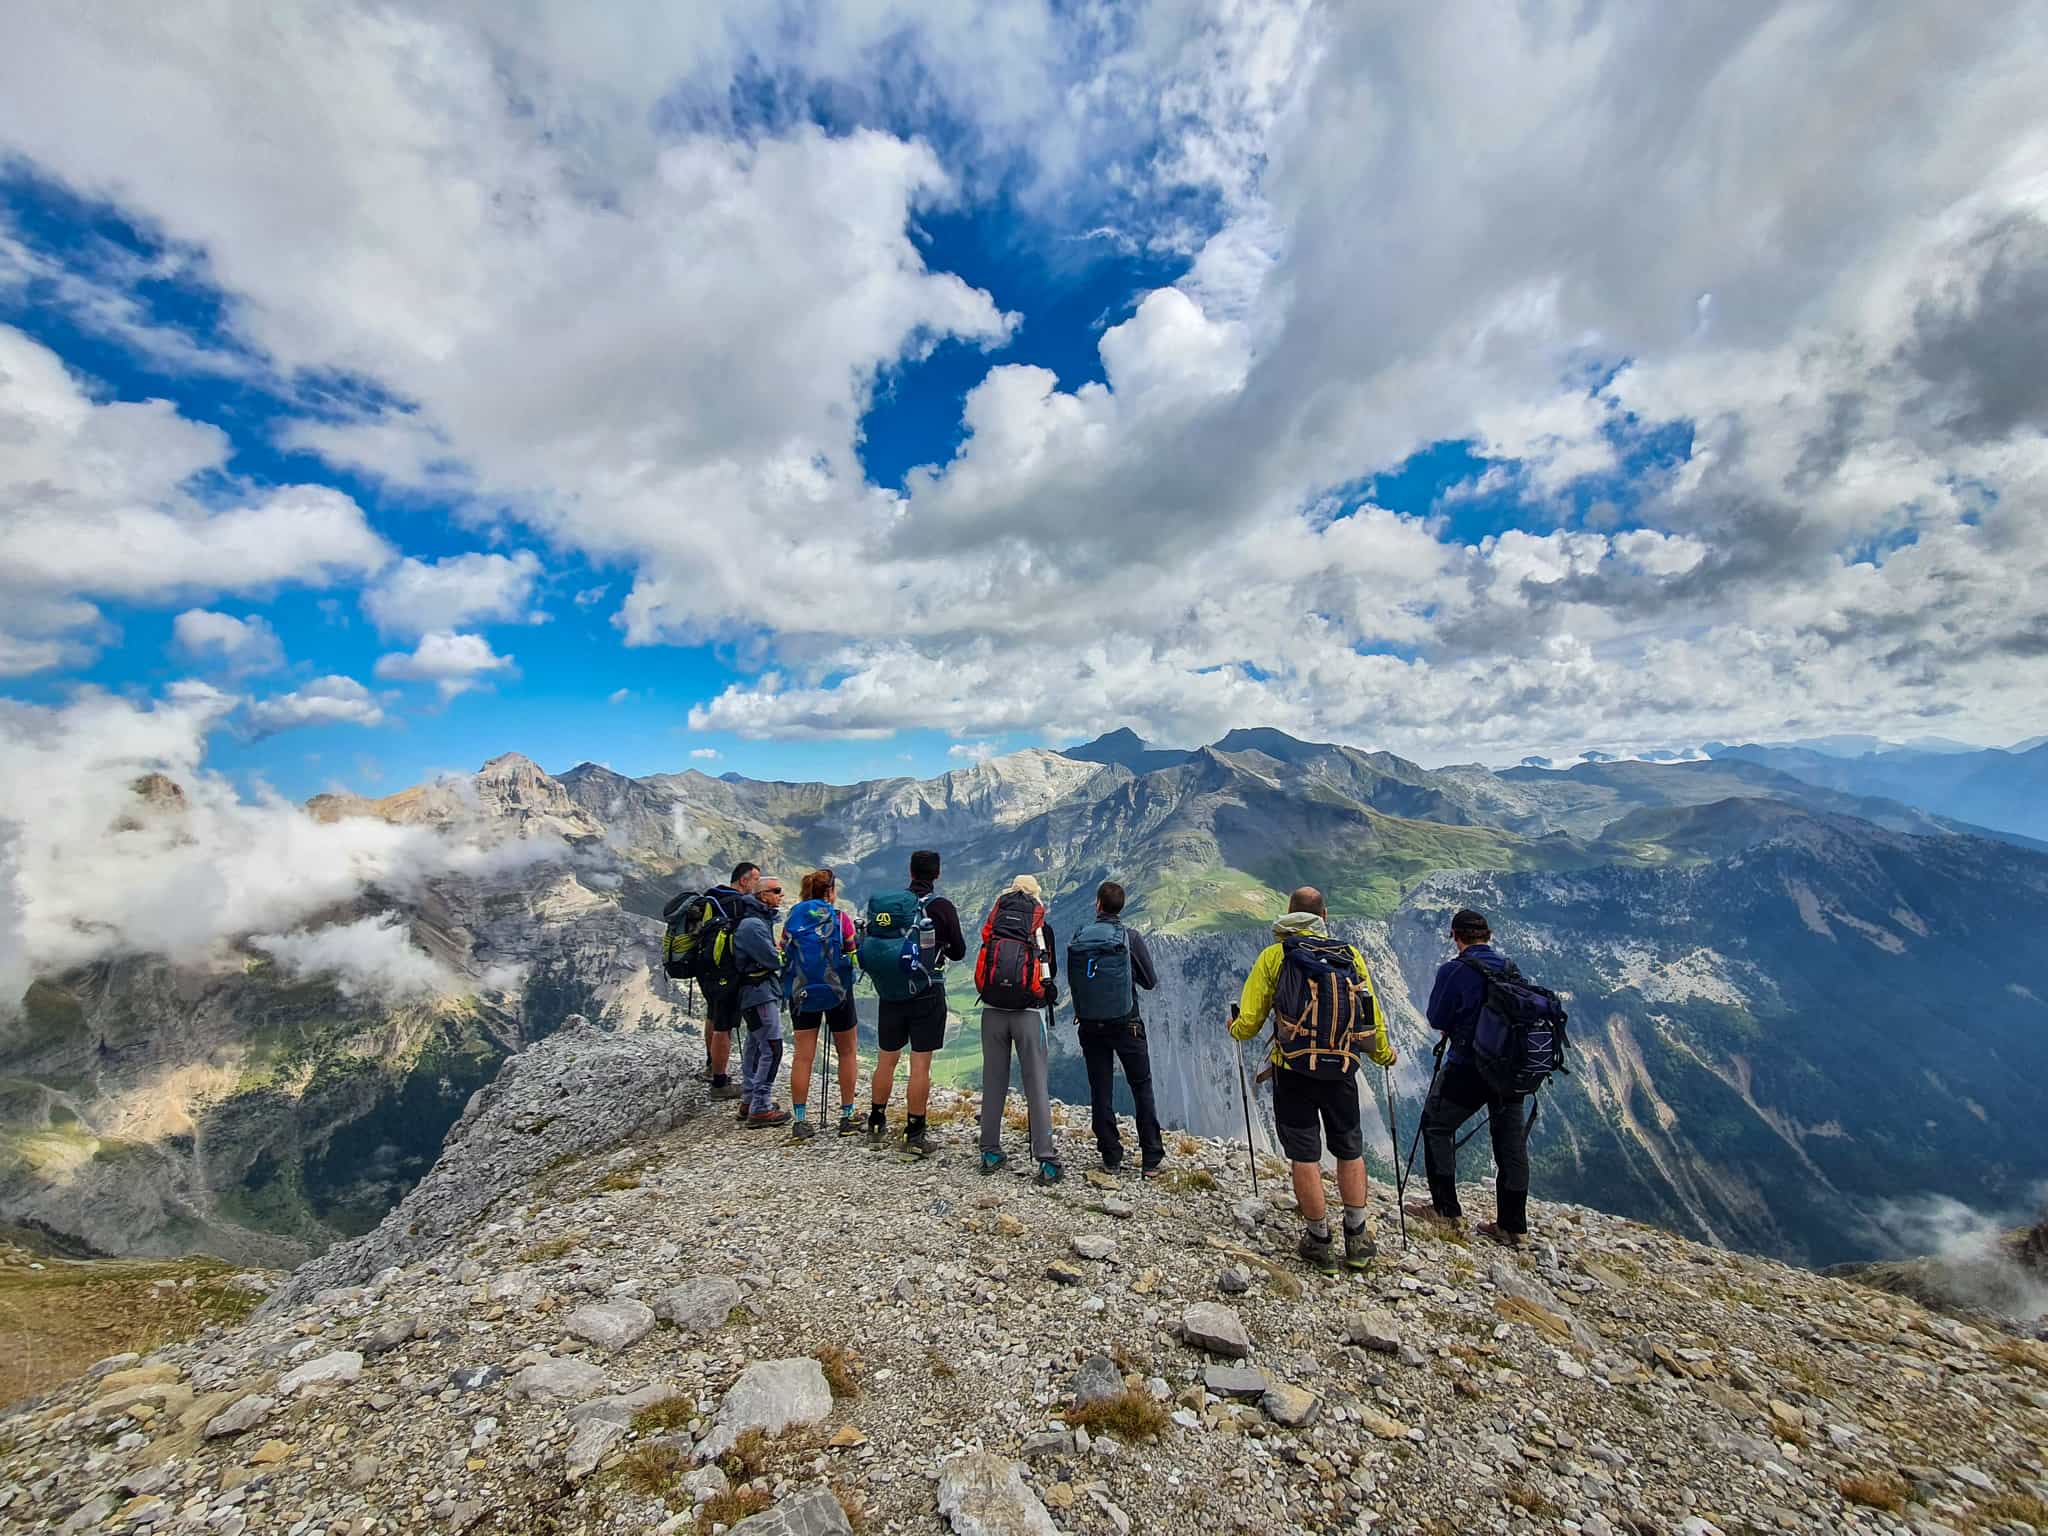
[598,1172,642,1192]
[926,1350,959,1379]
[1505,1484,1563,1517]
[717,1428,772,1484]
[698,1487,771,1531]
[814,1344,861,1399]
[1003,1104,1030,1132]
[619,1443,686,1497]
[1174,1133,1203,1157]
[1064,1388,1171,1442]
[1975,1493,2048,1528]
[629,1396,694,1436]
[1836,1475,1908,1513]
[1160,1168,1219,1194]
[831,1482,871,1535]
[519,1234,581,1263]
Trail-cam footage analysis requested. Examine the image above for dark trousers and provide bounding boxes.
[1420,1058,1530,1233]
[1079,1018,1165,1169]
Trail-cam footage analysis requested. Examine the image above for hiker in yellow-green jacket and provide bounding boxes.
[1230,886,1396,1274]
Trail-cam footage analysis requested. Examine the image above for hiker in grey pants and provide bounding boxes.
[979,1006,1058,1167]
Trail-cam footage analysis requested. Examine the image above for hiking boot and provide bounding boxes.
[1475,1220,1524,1250]
[790,1119,816,1142]
[735,1101,751,1123]
[1297,1227,1341,1276]
[866,1116,888,1148]
[1344,1224,1379,1271]
[1034,1161,1064,1187]
[747,1108,791,1129]
[838,1113,858,1137]
[903,1125,935,1159]
[1140,1163,1163,1182]
[980,1151,1008,1176]
[709,1080,743,1100]
[1100,1152,1124,1174]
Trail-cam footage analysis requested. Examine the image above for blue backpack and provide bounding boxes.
[1067,920,1135,1022]
[858,889,937,1002]
[1459,955,1570,1096]
[782,899,849,1013]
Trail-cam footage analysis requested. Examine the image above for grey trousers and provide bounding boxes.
[979,1007,1057,1164]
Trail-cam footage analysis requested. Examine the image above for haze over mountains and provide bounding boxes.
[3,726,2044,1275]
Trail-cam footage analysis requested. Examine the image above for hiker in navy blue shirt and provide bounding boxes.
[1409,908,1531,1247]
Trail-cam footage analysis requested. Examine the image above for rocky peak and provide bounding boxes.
[7,1025,2044,1536]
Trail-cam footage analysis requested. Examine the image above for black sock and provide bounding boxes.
[907,1114,927,1136]
[711,1074,729,1087]
[868,1105,886,1128]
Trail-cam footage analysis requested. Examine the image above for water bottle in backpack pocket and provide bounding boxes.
[1066,920,1135,1022]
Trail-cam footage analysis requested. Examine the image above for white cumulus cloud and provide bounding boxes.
[373,631,514,699]
[361,550,543,639]
[243,676,386,737]
[171,609,284,673]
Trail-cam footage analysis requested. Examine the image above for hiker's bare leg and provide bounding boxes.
[790,1029,818,1109]
[870,1049,901,1110]
[1336,1156,1368,1208]
[708,1030,731,1079]
[834,1031,859,1106]
[1291,1160,1328,1224]
[907,1050,934,1118]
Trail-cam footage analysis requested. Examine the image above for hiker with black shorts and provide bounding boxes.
[1410,908,1532,1248]
[1230,886,1396,1274]
[1067,881,1164,1177]
[859,850,966,1157]
[701,862,758,1099]
[784,867,860,1141]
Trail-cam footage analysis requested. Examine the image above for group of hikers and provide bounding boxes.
[664,850,1567,1272]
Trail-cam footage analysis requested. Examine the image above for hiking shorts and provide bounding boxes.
[1272,1070,1364,1164]
[877,988,947,1054]
[704,987,743,1034]
[793,997,858,1034]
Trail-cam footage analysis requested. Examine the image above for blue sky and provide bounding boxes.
[2,2,2042,808]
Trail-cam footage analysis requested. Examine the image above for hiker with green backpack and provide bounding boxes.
[857,849,966,1157]
[658,861,758,1099]
[973,874,1062,1185]
[1067,880,1165,1178]
[1228,886,1396,1275]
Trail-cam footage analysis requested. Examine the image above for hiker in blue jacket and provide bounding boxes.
[1411,908,1530,1247]
[731,875,791,1128]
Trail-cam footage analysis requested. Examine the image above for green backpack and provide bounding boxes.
[858,888,937,1001]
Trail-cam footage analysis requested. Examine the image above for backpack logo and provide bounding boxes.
[1460,956,1570,1096]
[975,891,1048,1011]
[1272,934,1371,1079]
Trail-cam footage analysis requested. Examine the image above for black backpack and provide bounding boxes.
[662,887,739,991]
[974,891,1049,1011]
[1272,934,1373,1079]
[1459,954,1569,1096]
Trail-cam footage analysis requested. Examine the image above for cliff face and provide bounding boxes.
[4,1026,2044,1536]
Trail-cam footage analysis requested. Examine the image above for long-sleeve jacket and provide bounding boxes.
[731,893,784,1011]
[1230,910,1395,1071]
[909,879,968,968]
[1425,942,1507,1065]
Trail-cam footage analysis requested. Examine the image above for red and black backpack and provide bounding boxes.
[974,890,1049,1010]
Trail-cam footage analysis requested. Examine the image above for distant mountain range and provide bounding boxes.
[5,726,2046,1270]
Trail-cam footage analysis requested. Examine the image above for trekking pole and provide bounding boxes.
[1402,1040,1446,1186]
[1384,1069,1407,1249]
[1230,1004,1258,1198]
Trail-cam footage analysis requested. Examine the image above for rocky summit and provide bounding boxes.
[4,1028,2046,1536]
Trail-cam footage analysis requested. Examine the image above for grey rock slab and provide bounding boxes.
[654,1276,745,1332]
[1071,1234,1117,1262]
[1217,1265,1252,1295]
[203,1394,276,1438]
[1259,1385,1318,1428]
[935,1452,1058,1536]
[1020,1430,1073,1459]
[569,1383,679,1426]
[1343,1309,1402,1354]
[278,1350,363,1395]
[507,1358,610,1402]
[697,1358,833,1462]
[564,1418,629,1483]
[354,1315,419,1356]
[447,1366,501,1393]
[1070,1354,1124,1409]
[1203,1365,1270,1401]
[726,1488,854,1536]
[1182,1302,1252,1358]
[565,1298,655,1353]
